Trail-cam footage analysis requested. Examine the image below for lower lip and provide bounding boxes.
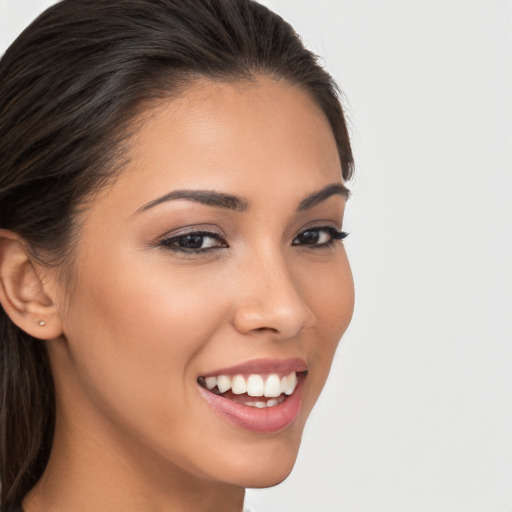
[198,378,303,433]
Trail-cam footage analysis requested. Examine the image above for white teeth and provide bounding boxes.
[216,375,231,394]
[281,374,289,393]
[205,376,217,390]
[280,371,298,395]
[231,375,247,395]
[247,374,265,397]
[229,395,286,408]
[284,372,298,395]
[201,371,299,397]
[264,374,282,397]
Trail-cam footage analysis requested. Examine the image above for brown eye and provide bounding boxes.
[292,227,347,247]
[178,234,207,249]
[295,229,321,245]
[160,231,228,252]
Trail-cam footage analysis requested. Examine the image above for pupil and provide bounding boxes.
[179,235,203,249]
[300,230,319,244]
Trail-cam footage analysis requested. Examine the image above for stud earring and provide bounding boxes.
[38,320,46,326]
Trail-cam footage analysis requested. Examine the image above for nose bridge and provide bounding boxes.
[232,244,315,338]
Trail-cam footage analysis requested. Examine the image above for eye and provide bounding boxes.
[159,231,228,253]
[292,226,347,247]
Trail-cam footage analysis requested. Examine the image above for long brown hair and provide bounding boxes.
[0,0,353,509]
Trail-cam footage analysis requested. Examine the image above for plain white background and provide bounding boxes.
[1,1,511,511]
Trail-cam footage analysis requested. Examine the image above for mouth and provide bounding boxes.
[197,371,301,408]
[197,359,307,433]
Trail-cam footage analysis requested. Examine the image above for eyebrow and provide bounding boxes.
[136,189,249,214]
[297,183,351,211]
[136,182,350,215]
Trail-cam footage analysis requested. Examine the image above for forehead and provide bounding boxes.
[101,77,343,211]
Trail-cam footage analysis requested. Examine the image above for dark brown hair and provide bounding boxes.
[0,0,353,509]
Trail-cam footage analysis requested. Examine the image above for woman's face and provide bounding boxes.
[49,77,354,489]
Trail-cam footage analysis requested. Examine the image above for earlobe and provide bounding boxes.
[0,229,63,340]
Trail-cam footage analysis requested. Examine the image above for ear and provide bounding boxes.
[0,229,63,340]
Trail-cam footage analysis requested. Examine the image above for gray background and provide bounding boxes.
[1,1,511,511]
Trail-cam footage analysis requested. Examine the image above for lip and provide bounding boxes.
[200,357,308,378]
[198,375,304,433]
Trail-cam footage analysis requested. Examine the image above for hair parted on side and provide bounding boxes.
[0,0,354,509]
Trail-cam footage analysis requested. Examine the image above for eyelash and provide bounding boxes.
[159,231,227,254]
[158,226,348,254]
[292,226,348,247]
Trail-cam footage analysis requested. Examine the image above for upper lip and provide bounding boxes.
[200,357,308,378]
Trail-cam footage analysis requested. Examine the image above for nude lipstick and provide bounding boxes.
[197,358,307,433]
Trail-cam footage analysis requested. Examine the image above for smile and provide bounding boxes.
[197,358,307,433]
[198,372,299,408]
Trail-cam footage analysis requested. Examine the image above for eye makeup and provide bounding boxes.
[157,224,348,256]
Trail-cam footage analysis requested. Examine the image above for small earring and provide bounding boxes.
[38,320,46,327]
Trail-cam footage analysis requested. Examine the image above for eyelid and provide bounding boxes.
[160,230,226,243]
[156,225,229,256]
[292,225,348,246]
[295,223,345,237]
[296,223,341,234]
[155,223,347,253]
[157,225,225,242]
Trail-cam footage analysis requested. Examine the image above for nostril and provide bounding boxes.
[253,326,279,334]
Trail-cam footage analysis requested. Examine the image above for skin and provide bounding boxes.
[12,77,354,512]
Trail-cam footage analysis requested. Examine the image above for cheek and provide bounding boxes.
[299,252,354,405]
[304,250,354,338]
[60,252,232,427]
[72,247,230,344]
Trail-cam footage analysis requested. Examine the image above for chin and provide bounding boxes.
[230,460,297,489]
[213,432,304,489]
[243,469,294,489]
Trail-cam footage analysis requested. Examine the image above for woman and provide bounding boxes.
[0,0,354,511]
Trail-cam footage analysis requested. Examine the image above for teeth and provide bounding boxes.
[247,374,264,396]
[264,374,282,397]
[283,372,298,395]
[216,375,231,394]
[281,374,290,393]
[228,394,286,408]
[201,371,299,398]
[205,376,217,390]
[231,375,247,395]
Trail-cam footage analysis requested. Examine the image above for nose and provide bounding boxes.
[231,254,316,340]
